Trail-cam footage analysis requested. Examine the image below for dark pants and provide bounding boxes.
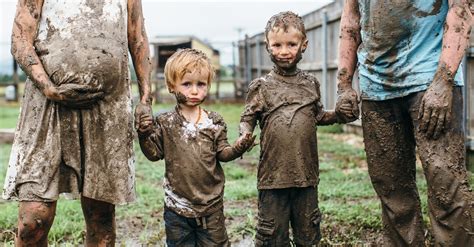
[361,88,474,246]
[164,207,229,247]
[255,186,321,247]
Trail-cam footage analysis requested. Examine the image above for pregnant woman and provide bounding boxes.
[3,0,152,246]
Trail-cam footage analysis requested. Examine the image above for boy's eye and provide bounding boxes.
[272,43,281,47]
[198,82,208,88]
[182,82,191,87]
[289,43,298,47]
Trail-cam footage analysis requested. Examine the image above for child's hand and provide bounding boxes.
[137,114,154,137]
[234,132,257,154]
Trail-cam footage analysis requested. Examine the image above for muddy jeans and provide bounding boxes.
[255,186,321,247]
[361,87,474,246]
[164,207,229,247]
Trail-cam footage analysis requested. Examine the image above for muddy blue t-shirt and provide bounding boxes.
[357,0,463,101]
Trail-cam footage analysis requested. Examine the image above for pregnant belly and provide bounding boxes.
[39,46,125,94]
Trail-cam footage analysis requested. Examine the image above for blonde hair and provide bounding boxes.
[164,48,215,92]
[264,11,306,41]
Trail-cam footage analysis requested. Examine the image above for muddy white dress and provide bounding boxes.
[3,0,135,205]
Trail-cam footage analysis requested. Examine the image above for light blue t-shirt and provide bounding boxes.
[357,0,463,101]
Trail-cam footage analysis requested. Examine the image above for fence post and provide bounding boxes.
[256,36,262,78]
[321,10,328,106]
[12,58,19,102]
[245,34,252,92]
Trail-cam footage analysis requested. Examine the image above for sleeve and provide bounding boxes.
[312,76,326,123]
[213,113,232,153]
[240,79,264,133]
[138,117,165,161]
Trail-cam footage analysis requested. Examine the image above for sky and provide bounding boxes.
[0,0,333,74]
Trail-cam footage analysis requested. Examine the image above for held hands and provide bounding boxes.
[418,69,454,140]
[234,132,257,154]
[335,87,360,123]
[134,102,153,135]
[136,113,154,137]
[42,83,105,108]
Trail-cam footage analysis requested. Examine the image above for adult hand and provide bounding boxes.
[418,69,454,139]
[134,101,152,131]
[336,87,360,122]
[234,132,257,154]
[43,83,105,108]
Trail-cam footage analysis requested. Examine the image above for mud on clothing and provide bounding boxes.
[241,68,326,245]
[140,107,231,218]
[3,0,135,205]
[164,207,229,247]
[361,88,474,246]
[357,0,463,101]
[241,69,325,190]
[255,187,321,247]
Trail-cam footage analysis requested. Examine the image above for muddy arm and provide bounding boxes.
[438,0,472,75]
[128,0,153,131]
[138,128,164,162]
[418,0,473,139]
[217,133,256,162]
[128,0,152,105]
[335,0,361,121]
[317,111,339,125]
[11,0,53,95]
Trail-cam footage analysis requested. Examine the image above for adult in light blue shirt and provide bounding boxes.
[336,0,473,245]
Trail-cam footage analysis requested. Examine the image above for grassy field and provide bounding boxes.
[0,103,473,245]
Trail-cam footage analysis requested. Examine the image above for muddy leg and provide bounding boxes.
[81,196,116,247]
[290,186,321,246]
[411,88,474,246]
[16,201,57,247]
[361,99,425,246]
[255,189,291,247]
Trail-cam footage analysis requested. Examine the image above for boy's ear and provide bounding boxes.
[301,39,308,53]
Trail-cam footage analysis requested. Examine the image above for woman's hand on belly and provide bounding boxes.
[43,82,105,109]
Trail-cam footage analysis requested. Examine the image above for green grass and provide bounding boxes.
[0,103,473,245]
[0,105,19,129]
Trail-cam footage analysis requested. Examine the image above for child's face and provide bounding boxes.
[172,69,209,107]
[266,26,308,70]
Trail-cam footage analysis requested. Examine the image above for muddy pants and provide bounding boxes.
[255,186,321,247]
[361,87,474,246]
[163,207,229,247]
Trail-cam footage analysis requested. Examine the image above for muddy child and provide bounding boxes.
[239,11,357,246]
[337,0,474,245]
[136,48,255,246]
[3,0,152,246]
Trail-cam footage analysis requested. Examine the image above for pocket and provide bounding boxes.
[255,215,275,247]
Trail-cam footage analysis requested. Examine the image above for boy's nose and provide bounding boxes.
[280,46,290,55]
[190,85,198,94]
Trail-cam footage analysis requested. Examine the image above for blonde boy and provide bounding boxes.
[239,12,356,246]
[136,48,254,246]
